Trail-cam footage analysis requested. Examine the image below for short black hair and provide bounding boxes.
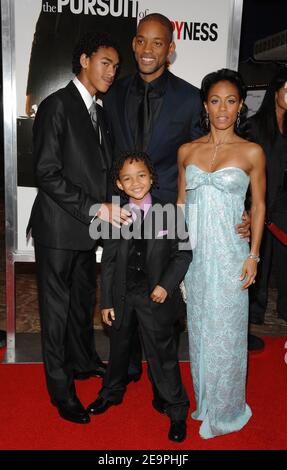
[111,151,158,197]
[201,68,248,134]
[201,68,247,102]
[72,31,120,75]
[138,13,174,42]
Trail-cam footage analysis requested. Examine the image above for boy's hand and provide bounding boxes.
[235,210,250,241]
[102,308,115,326]
[150,285,168,303]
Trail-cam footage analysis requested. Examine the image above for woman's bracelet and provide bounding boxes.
[248,253,260,263]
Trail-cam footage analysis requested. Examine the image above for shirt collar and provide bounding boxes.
[73,76,94,110]
[129,193,152,219]
[133,70,169,97]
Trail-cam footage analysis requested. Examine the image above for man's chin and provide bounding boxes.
[138,67,156,75]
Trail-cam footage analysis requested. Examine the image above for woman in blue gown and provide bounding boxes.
[177,69,266,439]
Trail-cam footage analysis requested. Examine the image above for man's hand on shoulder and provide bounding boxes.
[236,210,250,241]
[97,203,131,228]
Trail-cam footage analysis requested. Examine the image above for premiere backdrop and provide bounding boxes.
[11,0,241,252]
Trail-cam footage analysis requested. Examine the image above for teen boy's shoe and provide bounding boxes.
[87,396,122,415]
[74,362,107,380]
[52,396,90,424]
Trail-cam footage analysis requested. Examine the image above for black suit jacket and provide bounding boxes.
[245,116,287,230]
[100,198,192,330]
[28,81,113,250]
[104,71,203,203]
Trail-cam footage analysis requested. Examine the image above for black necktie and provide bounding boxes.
[89,101,101,143]
[136,82,152,152]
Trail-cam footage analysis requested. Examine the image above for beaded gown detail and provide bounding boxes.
[185,164,252,439]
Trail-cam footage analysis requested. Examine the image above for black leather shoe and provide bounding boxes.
[87,396,122,415]
[152,398,167,415]
[52,396,90,424]
[248,334,264,351]
[168,420,187,443]
[125,373,141,385]
[74,363,107,380]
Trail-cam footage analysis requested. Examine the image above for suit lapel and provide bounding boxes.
[67,81,99,142]
[119,77,136,149]
[96,105,112,170]
[145,199,164,263]
[147,73,179,155]
[67,81,112,170]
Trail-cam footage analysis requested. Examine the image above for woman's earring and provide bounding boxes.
[236,112,240,127]
[205,112,210,128]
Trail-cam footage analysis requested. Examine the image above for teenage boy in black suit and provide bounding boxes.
[28,32,130,424]
[87,153,192,443]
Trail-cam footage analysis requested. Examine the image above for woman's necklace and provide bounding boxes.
[207,134,234,172]
[209,143,220,171]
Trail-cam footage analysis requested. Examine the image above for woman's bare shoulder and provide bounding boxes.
[178,136,208,157]
[236,136,261,151]
[238,139,265,169]
[240,140,265,158]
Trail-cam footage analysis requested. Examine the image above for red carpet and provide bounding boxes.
[0,336,286,450]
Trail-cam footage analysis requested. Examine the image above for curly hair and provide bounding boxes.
[111,152,159,198]
[72,31,120,75]
[200,68,248,136]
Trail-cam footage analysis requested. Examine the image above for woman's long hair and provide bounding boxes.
[249,67,287,148]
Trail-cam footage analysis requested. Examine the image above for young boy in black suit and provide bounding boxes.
[87,152,192,442]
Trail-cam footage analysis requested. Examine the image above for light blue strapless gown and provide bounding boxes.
[185,165,252,439]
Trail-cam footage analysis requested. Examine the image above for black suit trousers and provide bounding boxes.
[34,241,100,402]
[101,284,189,421]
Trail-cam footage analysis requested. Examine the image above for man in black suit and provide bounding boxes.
[87,153,192,442]
[28,32,130,424]
[103,13,202,387]
[103,13,253,385]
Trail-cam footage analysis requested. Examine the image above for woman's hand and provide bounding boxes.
[101,308,115,326]
[240,258,258,289]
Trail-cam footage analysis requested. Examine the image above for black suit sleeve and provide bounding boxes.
[33,95,99,224]
[189,89,204,141]
[158,206,192,295]
[100,235,120,309]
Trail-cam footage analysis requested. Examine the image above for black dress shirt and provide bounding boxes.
[126,209,148,290]
[127,70,169,150]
